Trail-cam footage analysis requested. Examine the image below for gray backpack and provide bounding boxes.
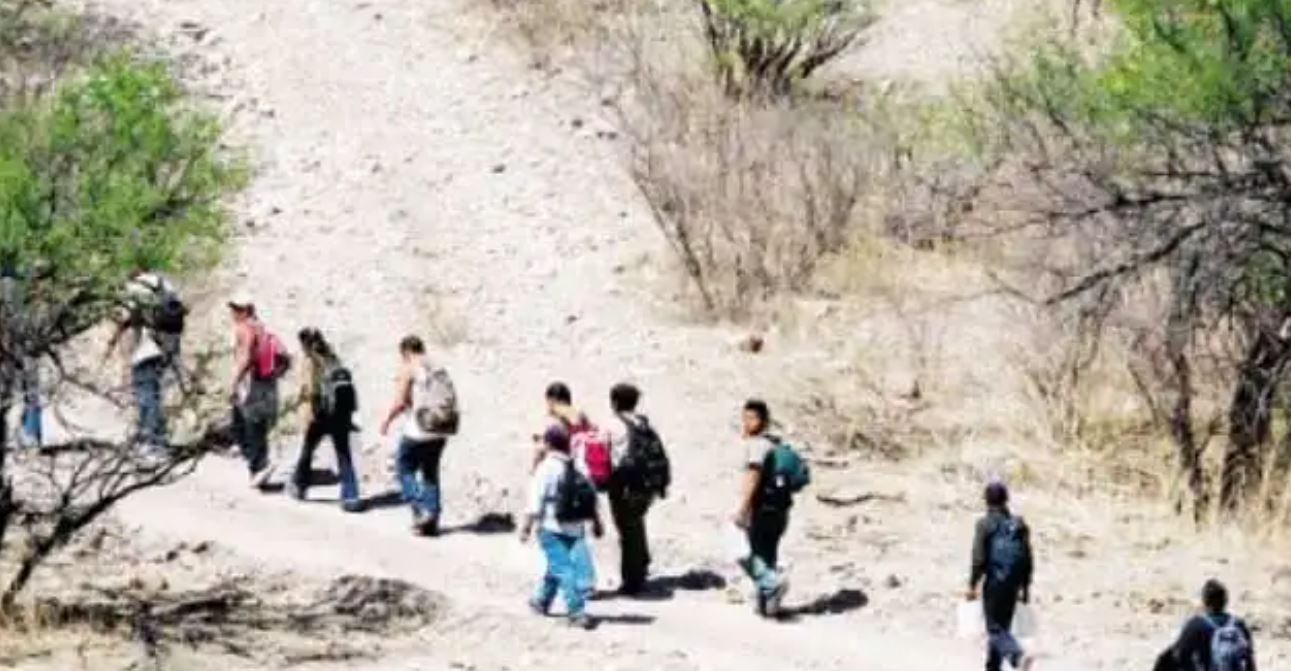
[413,364,460,435]
[1209,615,1252,671]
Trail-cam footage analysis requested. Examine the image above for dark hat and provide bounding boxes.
[543,425,571,452]
[984,481,1010,507]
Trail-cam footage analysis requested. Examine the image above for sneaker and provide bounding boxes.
[250,462,276,489]
[288,483,307,501]
[414,514,439,537]
[568,613,596,630]
[763,578,790,618]
[527,598,549,616]
[340,500,364,514]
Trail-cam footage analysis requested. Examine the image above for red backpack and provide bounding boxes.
[570,419,612,491]
[252,324,291,380]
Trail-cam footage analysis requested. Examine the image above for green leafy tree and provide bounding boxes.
[0,46,242,609]
[962,0,1291,515]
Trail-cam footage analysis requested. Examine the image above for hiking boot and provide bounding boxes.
[415,515,440,537]
[763,578,790,618]
[568,613,596,631]
[527,598,549,617]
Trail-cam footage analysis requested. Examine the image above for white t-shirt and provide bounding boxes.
[743,434,775,470]
[527,451,587,537]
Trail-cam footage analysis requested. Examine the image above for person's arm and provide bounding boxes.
[379,367,412,435]
[229,324,253,402]
[1170,617,1203,665]
[1019,519,1034,602]
[520,464,545,542]
[1240,619,1257,671]
[733,466,760,528]
[968,518,988,599]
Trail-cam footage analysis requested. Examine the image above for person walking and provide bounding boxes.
[1154,579,1256,671]
[605,382,670,596]
[733,399,808,618]
[521,424,603,630]
[379,335,458,536]
[2,266,41,449]
[227,294,285,489]
[967,482,1036,671]
[541,382,601,596]
[290,328,362,513]
[106,268,186,451]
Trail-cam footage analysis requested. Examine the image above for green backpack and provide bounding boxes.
[760,438,811,508]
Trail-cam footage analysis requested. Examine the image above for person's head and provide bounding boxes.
[610,383,641,414]
[984,481,1009,509]
[546,382,572,412]
[1201,579,1229,614]
[742,399,770,438]
[227,293,256,322]
[398,335,425,362]
[543,424,571,454]
[298,327,333,361]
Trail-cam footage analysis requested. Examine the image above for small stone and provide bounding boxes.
[491,164,507,174]
[885,575,902,589]
[738,335,765,354]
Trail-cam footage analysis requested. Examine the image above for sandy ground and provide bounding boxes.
[11,0,1291,668]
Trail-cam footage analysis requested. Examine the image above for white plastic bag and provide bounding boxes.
[956,601,985,640]
[1013,603,1039,639]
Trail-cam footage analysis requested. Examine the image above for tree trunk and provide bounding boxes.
[1222,321,1291,510]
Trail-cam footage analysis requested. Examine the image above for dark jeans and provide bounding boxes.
[983,581,1024,671]
[234,379,278,476]
[397,436,445,519]
[740,507,789,595]
[609,488,652,592]
[132,357,166,446]
[19,359,40,446]
[294,416,359,503]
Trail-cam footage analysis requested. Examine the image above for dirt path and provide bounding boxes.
[75,0,1098,668]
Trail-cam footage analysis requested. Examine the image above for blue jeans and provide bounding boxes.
[397,436,445,518]
[572,535,597,593]
[19,360,41,446]
[132,358,166,446]
[534,530,586,617]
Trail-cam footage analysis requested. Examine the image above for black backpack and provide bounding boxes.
[615,414,671,497]
[143,277,187,336]
[318,361,357,419]
[554,462,598,523]
[987,516,1028,585]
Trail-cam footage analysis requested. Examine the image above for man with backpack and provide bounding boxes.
[521,424,603,630]
[106,268,187,451]
[227,294,287,489]
[1154,579,1256,671]
[733,399,809,618]
[966,481,1036,671]
[379,335,458,537]
[605,383,670,596]
[290,328,362,512]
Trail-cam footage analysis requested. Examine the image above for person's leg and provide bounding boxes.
[395,437,425,518]
[571,534,597,594]
[555,534,587,619]
[532,530,565,613]
[982,583,1021,671]
[419,439,445,520]
[292,419,325,495]
[611,490,648,593]
[19,361,41,447]
[131,360,165,446]
[330,419,361,506]
[744,510,786,595]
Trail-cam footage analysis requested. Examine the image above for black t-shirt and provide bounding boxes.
[1173,613,1256,671]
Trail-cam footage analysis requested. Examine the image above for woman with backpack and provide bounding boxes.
[290,328,362,513]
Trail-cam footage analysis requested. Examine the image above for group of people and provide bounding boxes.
[7,268,1263,668]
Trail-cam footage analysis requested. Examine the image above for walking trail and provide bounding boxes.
[80,0,1095,668]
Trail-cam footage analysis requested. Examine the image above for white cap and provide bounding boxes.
[227,292,255,311]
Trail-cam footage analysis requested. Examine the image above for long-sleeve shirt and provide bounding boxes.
[1172,613,1256,671]
[969,507,1033,590]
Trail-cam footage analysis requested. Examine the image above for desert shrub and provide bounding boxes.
[956,0,1291,517]
[696,0,875,98]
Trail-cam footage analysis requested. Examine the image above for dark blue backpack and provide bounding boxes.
[988,516,1027,585]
